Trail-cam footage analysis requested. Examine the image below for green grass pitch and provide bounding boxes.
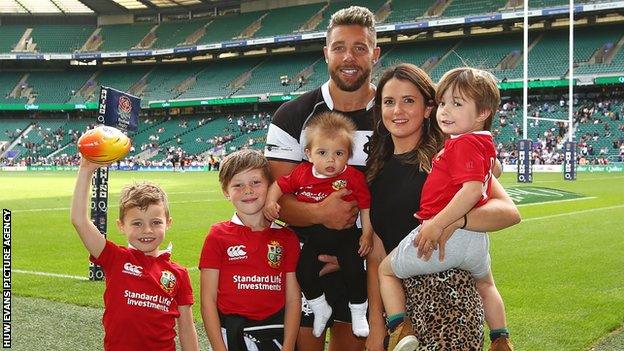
[2,170,623,350]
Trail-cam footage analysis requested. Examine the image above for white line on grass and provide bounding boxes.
[532,175,624,183]
[521,204,624,222]
[14,269,89,280]
[16,205,624,281]
[12,198,223,213]
[516,196,596,207]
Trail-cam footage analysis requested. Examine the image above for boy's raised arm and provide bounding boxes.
[70,158,107,259]
[177,305,199,351]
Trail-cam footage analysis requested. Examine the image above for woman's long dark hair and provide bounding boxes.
[366,63,446,183]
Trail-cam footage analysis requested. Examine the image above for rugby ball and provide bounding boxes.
[78,125,131,164]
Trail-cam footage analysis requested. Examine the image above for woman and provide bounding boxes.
[365,64,520,351]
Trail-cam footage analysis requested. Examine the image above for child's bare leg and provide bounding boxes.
[379,252,419,351]
[379,254,406,317]
[476,270,512,347]
[475,270,506,329]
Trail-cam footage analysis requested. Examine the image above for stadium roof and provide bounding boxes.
[0,0,242,15]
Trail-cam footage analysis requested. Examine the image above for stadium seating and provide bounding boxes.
[236,53,321,95]
[27,71,93,104]
[97,23,154,52]
[429,34,522,81]
[0,25,25,52]
[254,3,324,38]
[197,11,266,44]
[177,57,261,99]
[152,19,209,49]
[383,0,437,24]
[140,64,205,102]
[0,72,27,103]
[29,25,94,53]
[441,0,508,18]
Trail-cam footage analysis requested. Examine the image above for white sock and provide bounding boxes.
[307,294,333,337]
[349,301,369,337]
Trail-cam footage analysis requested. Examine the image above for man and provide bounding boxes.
[264,6,380,351]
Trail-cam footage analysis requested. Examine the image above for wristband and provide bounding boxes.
[460,214,468,229]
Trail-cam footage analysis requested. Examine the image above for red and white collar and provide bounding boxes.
[231,213,281,229]
[450,131,492,139]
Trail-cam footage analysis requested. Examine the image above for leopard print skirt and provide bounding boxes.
[403,269,484,350]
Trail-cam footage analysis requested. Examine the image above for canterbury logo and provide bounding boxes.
[227,245,247,259]
[123,262,143,276]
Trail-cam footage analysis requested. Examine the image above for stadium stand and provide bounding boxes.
[383,0,436,24]
[253,3,324,38]
[176,57,262,99]
[0,72,27,103]
[26,71,93,104]
[235,53,321,95]
[197,11,266,44]
[151,19,209,49]
[29,25,94,53]
[440,0,509,18]
[0,25,25,52]
[96,23,154,52]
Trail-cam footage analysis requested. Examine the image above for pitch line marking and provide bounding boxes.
[12,198,223,213]
[521,204,624,222]
[14,269,88,281]
[531,175,624,183]
[516,196,596,207]
[14,205,624,281]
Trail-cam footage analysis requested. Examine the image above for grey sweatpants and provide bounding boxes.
[390,225,491,279]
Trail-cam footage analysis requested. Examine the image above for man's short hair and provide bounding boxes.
[218,149,272,190]
[119,182,169,220]
[305,111,357,156]
[436,67,501,131]
[327,6,376,47]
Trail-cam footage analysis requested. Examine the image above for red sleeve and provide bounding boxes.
[198,226,223,269]
[346,166,371,209]
[276,162,307,194]
[175,267,194,306]
[281,229,301,273]
[447,136,488,185]
[90,240,124,268]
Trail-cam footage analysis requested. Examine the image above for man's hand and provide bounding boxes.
[263,201,281,222]
[358,234,373,257]
[317,188,358,230]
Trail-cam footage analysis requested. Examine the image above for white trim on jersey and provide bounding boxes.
[265,124,302,162]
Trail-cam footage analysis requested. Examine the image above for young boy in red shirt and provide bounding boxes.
[70,157,199,351]
[379,67,514,351]
[199,149,301,351]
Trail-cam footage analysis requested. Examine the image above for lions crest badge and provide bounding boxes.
[159,270,177,294]
[331,179,347,191]
[267,240,283,268]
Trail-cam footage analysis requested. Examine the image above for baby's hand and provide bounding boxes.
[358,234,373,257]
[414,221,444,261]
[263,201,281,222]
